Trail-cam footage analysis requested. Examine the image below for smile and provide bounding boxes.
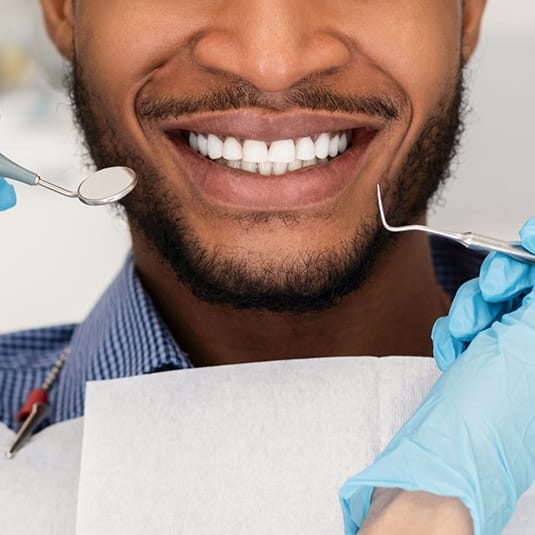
[159,110,384,210]
[184,130,352,176]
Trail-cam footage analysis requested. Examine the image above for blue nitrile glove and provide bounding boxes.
[339,219,535,535]
[433,217,535,371]
[0,177,16,211]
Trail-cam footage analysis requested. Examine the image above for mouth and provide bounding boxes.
[160,110,382,211]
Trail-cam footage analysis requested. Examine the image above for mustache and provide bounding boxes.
[137,81,402,122]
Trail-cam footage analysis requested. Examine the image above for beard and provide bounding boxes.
[67,59,466,313]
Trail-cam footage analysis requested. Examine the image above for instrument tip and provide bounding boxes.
[376,184,389,230]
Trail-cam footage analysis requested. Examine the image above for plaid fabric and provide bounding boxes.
[0,238,485,431]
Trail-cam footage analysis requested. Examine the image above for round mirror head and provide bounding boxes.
[77,167,137,206]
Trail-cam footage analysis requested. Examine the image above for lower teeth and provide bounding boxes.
[210,155,338,175]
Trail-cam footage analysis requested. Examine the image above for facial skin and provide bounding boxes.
[40,0,487,364]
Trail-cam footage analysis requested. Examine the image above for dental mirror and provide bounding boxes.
[76,167,137,205]
[0,151,137,206]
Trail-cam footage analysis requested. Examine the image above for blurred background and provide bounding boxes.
[0,1,534,332]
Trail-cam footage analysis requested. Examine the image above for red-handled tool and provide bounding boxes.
[16,388,49,423]
[4,347,70,459]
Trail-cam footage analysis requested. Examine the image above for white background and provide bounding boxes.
[1,2,534,332]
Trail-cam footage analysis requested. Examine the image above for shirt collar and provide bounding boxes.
[63,253,192,389]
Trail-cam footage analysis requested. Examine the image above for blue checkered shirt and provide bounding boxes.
[0,238,484,431]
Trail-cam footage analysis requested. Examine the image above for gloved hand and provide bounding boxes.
[0,177,16,211]
[339,218,535,535]
[433,217,535,371]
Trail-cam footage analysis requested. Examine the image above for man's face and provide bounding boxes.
[44,0,485,312]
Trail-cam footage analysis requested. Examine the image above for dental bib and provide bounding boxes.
[1,357,533,534]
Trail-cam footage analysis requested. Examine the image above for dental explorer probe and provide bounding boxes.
[376,185,535,264]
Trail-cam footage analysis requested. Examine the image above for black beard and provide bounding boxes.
[67,60,465,313]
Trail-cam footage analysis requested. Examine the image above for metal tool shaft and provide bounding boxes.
[36,177,78,198]
[461,233,535,263]
[5,403,51,459]
[376,184,535,265]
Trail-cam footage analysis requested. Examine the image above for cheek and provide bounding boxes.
[73,2,206,130]
[341,1,462,119]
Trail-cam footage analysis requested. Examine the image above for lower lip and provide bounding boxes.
[166,130,376,211]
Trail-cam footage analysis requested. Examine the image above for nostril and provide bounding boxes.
[192,30,242,75]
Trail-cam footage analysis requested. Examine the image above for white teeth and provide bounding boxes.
[241,161,257,173]
[272,162,288,175]
[189,132,199,152]
[268,139,296,163]
[288,159,303,172]
[328,134,340,158]
[197,134,208,156]
[258,161,273,176]
[338,132,348,153]
[295,137,315,160]
[185,130,353,175]
[222,137,242,160]
[303,158,317,168]
[314,133,330,160]
[207,134,223,159]
[243,140,269,163]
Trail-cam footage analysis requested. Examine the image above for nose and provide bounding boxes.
[192,1,352,93]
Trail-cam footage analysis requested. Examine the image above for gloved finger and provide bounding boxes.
[433,286,522,371]
[497,290,535,335]
[339,482,374,535]
[343,514,358,535]
[339,493,360,535]
[431,316,467,371]
[447,278,507,342]
[520,217,535,253]
[0,177,16,211]
[479,252,535,302]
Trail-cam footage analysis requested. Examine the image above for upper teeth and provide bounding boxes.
[187,131,352,175]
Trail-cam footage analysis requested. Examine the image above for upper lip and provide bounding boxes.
[157,109,387,142]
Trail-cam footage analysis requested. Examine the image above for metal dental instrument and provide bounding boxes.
[5,347,70,459]
[5,402,51,459]
[0,151,137,206]
[376,184,535,264]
